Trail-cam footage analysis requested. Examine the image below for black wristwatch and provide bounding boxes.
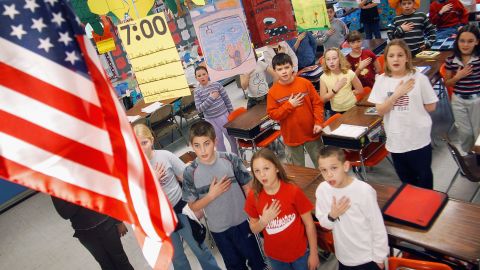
[332,89,338,94]
[328,214,338,222]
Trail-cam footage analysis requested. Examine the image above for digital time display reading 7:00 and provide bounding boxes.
[119,15,168,45]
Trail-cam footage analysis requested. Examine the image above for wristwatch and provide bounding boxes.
[328,214,338,222]
[332,89,338,94]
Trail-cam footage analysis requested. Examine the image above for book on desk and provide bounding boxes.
[322,121,384,150]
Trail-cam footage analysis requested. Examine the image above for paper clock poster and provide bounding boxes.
[241,0,297,48]
[191,6,256,81]
[118,13,191,103]
[291,0,330,32]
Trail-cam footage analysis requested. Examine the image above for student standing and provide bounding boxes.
[320,47,364,113]
[193,66,238,154]
[346,31,381,88]
[314,4,349,50]
[444,24,480,153]
[388,0,437,56]
[51,197,134,270]
[368,39,438,189]
[287,31,318,70]
[133,124,221,270]
[430,0,469,40]
[359,0,382,40]
[316,146,388,270]
[182,121,266,270]
[263,41,299,74]
[240,59,270,109]
[244,148,319,270]
[266,53,325,168]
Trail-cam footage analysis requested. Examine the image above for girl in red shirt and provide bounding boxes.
[244,149,319,270]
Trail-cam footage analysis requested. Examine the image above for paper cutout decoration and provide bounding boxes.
[88,0,155,21]
[191,5,256,81]
[241,0,297,48]
[92,16,116,54]
[291,0,330,32]
[118,13,191,102]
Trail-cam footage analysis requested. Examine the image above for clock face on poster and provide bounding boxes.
[118,15,168,45]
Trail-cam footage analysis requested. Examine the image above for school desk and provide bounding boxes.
[285,164,480,270]
[223,103,276,151]
[321,106,384,180]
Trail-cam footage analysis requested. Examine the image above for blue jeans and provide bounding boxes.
[363,21,381,40]
[170,214,221,270]
[211,220,266,270]
[436,26,459,40]
[269,249,310,270]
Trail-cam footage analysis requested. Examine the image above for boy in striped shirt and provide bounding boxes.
[387,0,437,56]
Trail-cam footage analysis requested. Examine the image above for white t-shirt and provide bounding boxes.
[368,72,438,153]
[247,60,269,98]
[315,178,388,266]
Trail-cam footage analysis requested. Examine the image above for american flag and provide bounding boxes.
[0,0,176,269]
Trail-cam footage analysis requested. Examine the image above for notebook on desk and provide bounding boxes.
[382,184,448,229]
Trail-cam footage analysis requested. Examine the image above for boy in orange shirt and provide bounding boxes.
[267,53,325,168]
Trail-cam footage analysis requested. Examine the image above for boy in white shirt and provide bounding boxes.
[315,146,388,270]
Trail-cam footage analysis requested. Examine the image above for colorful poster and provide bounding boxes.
[118,13,191,102]
[241,0,297,48]
[88,0,155,20]
[291,0,330,32]
[191,5,256,81]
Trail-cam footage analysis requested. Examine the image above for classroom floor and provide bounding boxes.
[1,75,479,270]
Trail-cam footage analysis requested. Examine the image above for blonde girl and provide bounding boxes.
[133,124,221,270]
[320,47,363,113]
[244,148,319,270]
[368,39,438,189]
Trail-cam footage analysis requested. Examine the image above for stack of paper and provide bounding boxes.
[331,124,368,138]
[141,102,164,113]
[127,115,142,123]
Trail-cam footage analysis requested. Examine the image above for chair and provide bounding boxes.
[227,107,283,159]
[444,137,480,202]
[149,104,187,148]
[355,86,372,102]
[377,54,385,74]
[178,94,202,128]
[344,143,392,181]
[314,222,335,259]
[388,257,453,270]
[439,63,454,100]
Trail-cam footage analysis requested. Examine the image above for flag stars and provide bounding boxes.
[38,37,54,53]
[3,4,20,20]
[65,51,79,65]
[10,24,27,40]
[24,0,39,13]
[51,11,65,27]
[31,17,46,33]
[58,31,73,46]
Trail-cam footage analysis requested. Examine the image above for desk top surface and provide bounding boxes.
[363,39,387,52]
[126,96,183,117]
[224,103,268,131]
[289,165,480,265]
[324,106,382,132]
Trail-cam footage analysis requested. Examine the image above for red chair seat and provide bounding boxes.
[345,143,389,167]
[257,130,281,148]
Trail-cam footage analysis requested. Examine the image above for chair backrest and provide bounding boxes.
[388,257,452,270]
[377,54,385,74]
[445,139,480,183]
[149,104,173,125]
[439,63,454,100]
[228,107,247,122]
[323,113,342,128]
[356,86,372,101]
[181,94,195,107]
[318,56,324,65]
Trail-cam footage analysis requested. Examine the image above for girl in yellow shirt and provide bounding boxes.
[320,48,363,113]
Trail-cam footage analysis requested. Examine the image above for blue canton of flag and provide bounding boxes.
[0,0,88,75]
